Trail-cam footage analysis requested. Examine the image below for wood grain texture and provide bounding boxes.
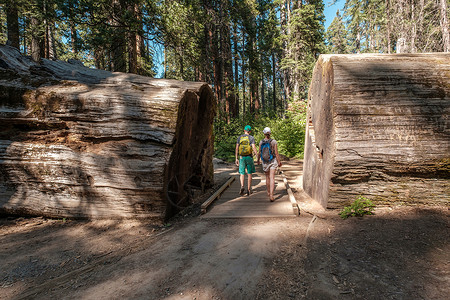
[0,45,216,220]
[303,53,450,208]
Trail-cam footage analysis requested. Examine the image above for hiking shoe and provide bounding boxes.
[239,186,245,196]
[247,188,252,196]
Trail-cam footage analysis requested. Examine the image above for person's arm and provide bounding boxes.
[252,143,258,158]
[274,142,282,167]
[256,142,260,165]
[235,143,239,166]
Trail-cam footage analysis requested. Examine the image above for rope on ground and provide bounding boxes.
[303,215,317,247]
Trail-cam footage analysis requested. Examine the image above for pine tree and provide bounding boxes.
[326,9,348,53]
[343,0,363,53]
[281,0,325,101]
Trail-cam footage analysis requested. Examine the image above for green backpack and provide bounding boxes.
[238,135,252,156]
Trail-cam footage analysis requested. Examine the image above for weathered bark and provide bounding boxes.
[304,53,450,208]
[0,45,216,221]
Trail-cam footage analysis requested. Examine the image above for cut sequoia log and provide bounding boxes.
[303,53,450,208]
[0,45,216,220]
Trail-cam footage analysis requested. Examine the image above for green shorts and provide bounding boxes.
[239,156,255,175]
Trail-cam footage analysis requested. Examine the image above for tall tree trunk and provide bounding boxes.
[43,1,56,60]
[386,0,391,53]
[417,0,425,52]
[261,77,265,111]
[272,52,276,112]
[233,23,239,116]
[248,33,259,113]
[163,46,166,78]
[356,30,361,53]
[411,2,416,53]
[6,0,20,49]
[396,0,408,53]
[202,0,213,83]
[136,7,145,75]
[46,22,56,59]
[242,58,246,115]
[213,23,222,118]
[128,31,137,74]
[281,0,291,101]
[204,1,222,117]
[31,15,41,62]
[94,48,105,69]
[223,1,236,120]
[127,3,139,74]
[68,0,78,55]
[179,49,184,79]
[111,0,126,72]
[440,0,450,52]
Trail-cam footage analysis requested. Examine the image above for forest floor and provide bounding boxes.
[0,159,449,300]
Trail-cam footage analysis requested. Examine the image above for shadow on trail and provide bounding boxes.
[2,206,446,299]
[259,207,449,299]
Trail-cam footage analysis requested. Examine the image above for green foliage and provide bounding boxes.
[280,1,325,102]
[325,10,349,54]
[339,196,375,219]
[214,101,307,162]
[214,117,245,162]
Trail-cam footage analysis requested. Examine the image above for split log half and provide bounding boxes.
[0,45,216,220]
[303,53,450,208]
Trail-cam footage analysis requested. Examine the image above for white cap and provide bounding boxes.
[263,127,271,134]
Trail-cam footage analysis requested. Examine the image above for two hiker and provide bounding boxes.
[235,126,282,201]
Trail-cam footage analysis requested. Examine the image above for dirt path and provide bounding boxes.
[1,159,449,299]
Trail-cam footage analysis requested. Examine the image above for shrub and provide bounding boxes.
[339,196,375,219]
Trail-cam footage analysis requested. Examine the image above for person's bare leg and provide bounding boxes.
[269,168,276,201]
[265,172,270,197]
[239,174,245,195]
[247,174,252,192]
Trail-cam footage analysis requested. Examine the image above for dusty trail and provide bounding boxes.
[1,159,449,300]
[34,218,310,300]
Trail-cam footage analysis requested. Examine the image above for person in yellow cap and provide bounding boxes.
[235,125,258,196]
[257,127,282,201]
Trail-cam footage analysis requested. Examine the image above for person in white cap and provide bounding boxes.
[257,127,282,202]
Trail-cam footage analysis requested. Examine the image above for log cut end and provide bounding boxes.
[303,53,450,208]
[0,45,216,221]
